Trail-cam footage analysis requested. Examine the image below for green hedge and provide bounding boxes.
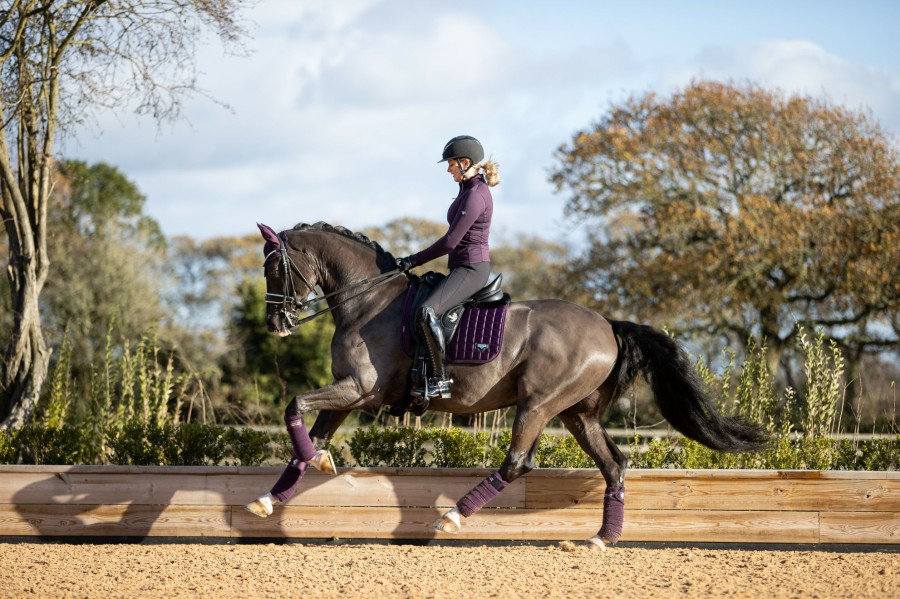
[1,423,896,470]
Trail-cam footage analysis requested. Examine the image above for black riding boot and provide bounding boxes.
[411,306,453,405]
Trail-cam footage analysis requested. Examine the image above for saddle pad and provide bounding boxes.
[400,281,509,365]
[445,300,509,364]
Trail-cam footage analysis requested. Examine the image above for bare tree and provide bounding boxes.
[0,1,251,427]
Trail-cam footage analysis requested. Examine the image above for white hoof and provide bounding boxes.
[433,507,462,533]
[308,449,337,475]
[586,534,608,552]
[243,494,274,518]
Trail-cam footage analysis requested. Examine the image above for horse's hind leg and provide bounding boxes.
[559,397,628,550]
[434,405,548,533]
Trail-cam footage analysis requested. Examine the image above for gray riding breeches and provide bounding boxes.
[420,261,491,317]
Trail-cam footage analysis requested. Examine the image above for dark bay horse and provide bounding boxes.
[246,221,767,549]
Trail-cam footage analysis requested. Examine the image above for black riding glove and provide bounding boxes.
[396,257,413,272]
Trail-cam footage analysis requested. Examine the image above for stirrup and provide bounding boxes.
[411,377,453,400]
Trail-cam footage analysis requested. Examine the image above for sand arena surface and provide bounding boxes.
[1,541,897,598]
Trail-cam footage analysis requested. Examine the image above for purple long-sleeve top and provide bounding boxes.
[408,174,493,269]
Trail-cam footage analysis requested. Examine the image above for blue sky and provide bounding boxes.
[62,0,900,247]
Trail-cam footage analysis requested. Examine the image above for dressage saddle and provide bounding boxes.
[391,272,509,417]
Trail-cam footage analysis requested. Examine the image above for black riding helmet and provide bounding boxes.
[439,135,484,164]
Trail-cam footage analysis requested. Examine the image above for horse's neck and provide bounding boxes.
[312,238,380,290]
[300,235,401,327]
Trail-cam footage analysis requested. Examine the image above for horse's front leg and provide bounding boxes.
[309,409,351,447]
[244,378,373,518]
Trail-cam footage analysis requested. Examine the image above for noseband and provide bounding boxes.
[264,232,404,330]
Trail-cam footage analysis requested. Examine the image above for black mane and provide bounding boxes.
[291,221,397,263]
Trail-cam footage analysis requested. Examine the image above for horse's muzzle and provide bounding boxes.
[266,312,294,337]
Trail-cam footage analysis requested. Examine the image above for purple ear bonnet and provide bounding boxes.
[257,223,281,258]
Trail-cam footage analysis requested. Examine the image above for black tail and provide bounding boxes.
[609,320,768,453]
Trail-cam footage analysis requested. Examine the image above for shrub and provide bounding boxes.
[430,428,490,468]
[1,422,896,470]
[627,434,899,471]
[347,426,429,467]
[628,437,683,469]
[536,434,596,469]
[176,422,228,466]
[107,421,179,465]
[486,429,512,468]
[0,428,13,464]
[14,424,97,465]
[223,427,275,467]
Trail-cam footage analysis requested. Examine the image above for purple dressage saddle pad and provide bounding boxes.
[400,277,510,365]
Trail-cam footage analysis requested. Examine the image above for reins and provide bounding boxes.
[264,234,405,329]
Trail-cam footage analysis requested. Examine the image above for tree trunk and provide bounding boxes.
[1,257,51,428]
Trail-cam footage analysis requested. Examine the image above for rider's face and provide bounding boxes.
[446,158,470,183]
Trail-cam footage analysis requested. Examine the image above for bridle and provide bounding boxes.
[263,232,404,329]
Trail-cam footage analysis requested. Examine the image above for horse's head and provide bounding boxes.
[257,223,317,336]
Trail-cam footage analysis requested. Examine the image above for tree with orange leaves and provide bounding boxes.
[550,80,899,412]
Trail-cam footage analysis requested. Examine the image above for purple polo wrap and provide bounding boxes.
[285,413,318,462]
[598,485,625,544]
[270,457,308,502]
[457,471,509,517]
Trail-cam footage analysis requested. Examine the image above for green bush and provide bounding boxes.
[486,429,512,468]
[536,434,596,468]
[14,424,97,465]
[429,428,490,468]
[0,429,13,463]
[1,421,896,470]
[223,427,275,467]
[627,435,899,471]
[176,422,228,466]
[347,426,429,467]
[627,437,684,469]
[107,421,179,465]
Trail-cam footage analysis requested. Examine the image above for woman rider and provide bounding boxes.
[395,135,500,402]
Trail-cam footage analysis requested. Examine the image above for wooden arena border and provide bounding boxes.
[1,466,897,544]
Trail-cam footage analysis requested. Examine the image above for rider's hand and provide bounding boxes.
[396,257,413,272]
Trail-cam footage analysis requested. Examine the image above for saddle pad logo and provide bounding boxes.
[475,343,489,352]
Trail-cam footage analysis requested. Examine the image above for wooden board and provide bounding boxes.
[0,504,231,537]
[819,512,900,544]
[525,475,900,512]
[1,467,897,544]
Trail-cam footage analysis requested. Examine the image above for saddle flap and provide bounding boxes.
[441,305,465,329]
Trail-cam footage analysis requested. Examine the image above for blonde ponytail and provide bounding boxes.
[467,157,501,187]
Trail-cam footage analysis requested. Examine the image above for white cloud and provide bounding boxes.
[59,6,900,245]
[668,40,900,135]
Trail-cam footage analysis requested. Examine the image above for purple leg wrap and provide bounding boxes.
[285,413,317,462]
[270,457,308,502]
[457,471,509,517]
[598,485,625,545]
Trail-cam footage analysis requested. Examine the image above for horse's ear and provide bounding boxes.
[257,223,281,249]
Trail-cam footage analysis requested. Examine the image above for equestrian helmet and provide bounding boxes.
[439,135,484,164]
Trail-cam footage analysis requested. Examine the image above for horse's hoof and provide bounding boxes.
[243,495,273,518]
[586,534,608,552]
[433,507,461,533]
[309,449,337,475]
